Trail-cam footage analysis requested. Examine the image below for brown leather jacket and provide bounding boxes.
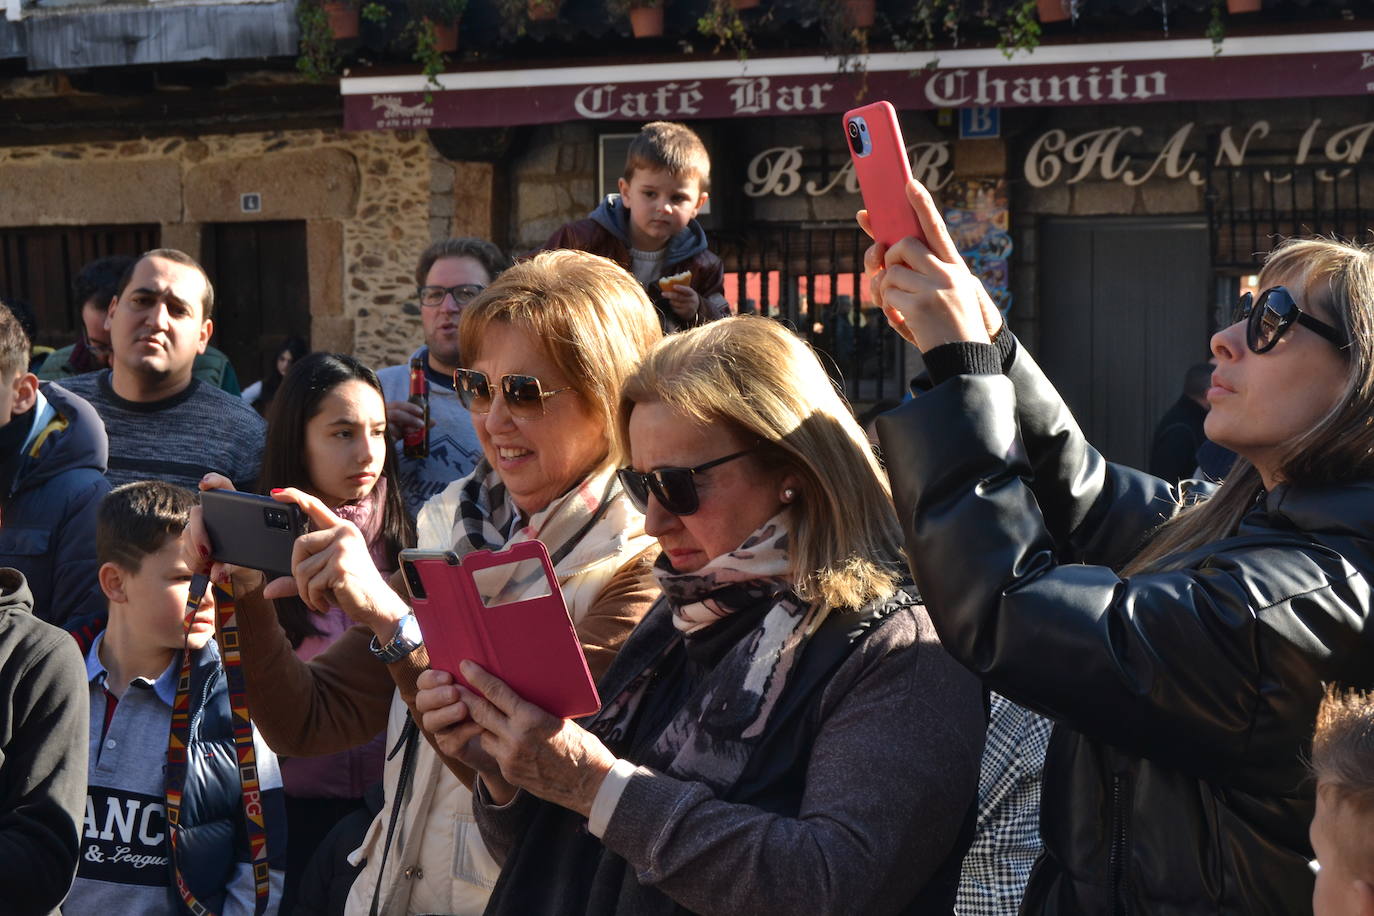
[545,213,729,333]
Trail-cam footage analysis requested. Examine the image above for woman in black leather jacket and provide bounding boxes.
[865,180,1374,915]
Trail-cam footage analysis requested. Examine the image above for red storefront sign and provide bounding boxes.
[341,33,1374,131]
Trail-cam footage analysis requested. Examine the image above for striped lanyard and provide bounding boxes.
[165,574,271,915]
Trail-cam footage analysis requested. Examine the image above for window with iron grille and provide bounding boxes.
[711,223,911,407]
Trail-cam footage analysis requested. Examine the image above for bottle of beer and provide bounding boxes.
[403,356,429,459]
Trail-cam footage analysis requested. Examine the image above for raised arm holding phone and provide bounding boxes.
[868,171,1374,914]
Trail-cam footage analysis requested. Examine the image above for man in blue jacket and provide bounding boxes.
[0,302,109,625]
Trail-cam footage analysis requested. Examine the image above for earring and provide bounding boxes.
[781,488,797,503]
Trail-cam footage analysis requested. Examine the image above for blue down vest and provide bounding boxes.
[69,616,286,913]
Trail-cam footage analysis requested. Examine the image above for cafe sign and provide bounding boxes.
[742,118,1374,198]
[341,33,1374,130]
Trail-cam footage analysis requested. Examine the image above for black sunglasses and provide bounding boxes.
[417,284,485,308]
[1233,286,1349,353]
[616,449,754,516]
[454,368,573,420]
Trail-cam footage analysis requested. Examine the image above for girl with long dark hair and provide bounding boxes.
[218,352,415,910]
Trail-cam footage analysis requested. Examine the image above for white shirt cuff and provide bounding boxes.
[587,758,639,838]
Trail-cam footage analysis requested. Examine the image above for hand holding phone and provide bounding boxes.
[201,489,306,577]
[401,542,600,720]
[844,101,925,249]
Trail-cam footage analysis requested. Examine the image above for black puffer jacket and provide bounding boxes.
[877,336,1374,915]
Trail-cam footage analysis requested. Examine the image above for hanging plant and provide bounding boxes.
[819,0,873,81]
[296,0,342,81]
[993,0,1041,57]
[698,0,752,57]
[403,0,465,97]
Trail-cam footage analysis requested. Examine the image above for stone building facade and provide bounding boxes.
[0,123,499,370]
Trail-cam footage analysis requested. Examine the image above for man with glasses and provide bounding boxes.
[377,238,511,517]
[38,255,244,396]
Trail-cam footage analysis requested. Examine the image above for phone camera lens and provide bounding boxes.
[403,564,427,600]
[847,120,859,138]
[263,508,290,531]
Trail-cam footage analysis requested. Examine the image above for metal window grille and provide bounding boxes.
[710,222,909,407]
[1207,163,1374,270]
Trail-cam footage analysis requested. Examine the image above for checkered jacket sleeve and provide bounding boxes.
[956,692,1053,916]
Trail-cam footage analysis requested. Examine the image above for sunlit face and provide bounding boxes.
[626,401,795,574]
[467,321,608,516]
[106,256,212,385]
[1309,787,1374,916]
[303,379,388,508]
[421,255,492,374]
[617,167,707,252]
[114,535,217,654]
[1206,279,1349,488]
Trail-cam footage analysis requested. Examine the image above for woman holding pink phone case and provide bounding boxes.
[191,251,665,915]
[415,316,984,914]
[869,179,1374,913]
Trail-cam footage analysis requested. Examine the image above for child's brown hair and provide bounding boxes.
[97,481,196,574]
[1312,685,1374,875]
[623,121,711,193]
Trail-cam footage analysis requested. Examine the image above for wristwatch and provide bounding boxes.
[369,613,423,663]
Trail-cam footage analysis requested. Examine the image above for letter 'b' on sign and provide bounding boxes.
[960,107,1000,139]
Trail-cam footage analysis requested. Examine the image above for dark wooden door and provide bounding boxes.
[1038,218,1212,471]
[201,221,311,388]
[0,224,160,348]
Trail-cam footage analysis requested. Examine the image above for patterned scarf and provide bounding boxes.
[446,458,647,610]
[332,477,393,575]
[589,513,825,791]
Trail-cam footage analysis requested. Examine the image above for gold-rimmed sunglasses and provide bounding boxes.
[454,368,573,420]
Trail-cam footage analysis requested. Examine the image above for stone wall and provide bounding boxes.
[0,126,440,368]
[508,122,599,255]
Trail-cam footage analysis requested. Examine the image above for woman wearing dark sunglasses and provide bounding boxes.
[868,179,1374,916]
[414,315,984,915]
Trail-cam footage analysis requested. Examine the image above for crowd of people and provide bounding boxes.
[0,118,1369,916]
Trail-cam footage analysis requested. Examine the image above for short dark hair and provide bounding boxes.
[117,248,215,319]
[413,238,510,290]
[623,121,711,194]
[97,481,197,573]
[0,301,32,379]
[73,255,136,316]
[1312,685,1374,817]
[1183,363,1213,400]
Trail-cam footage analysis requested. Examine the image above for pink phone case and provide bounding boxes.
[402,541,600,720]
[843,101,925,248]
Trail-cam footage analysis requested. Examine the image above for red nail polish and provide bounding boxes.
[270,488,284,495]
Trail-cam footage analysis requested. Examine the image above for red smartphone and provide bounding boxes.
[843,101,925,248]
[400,541,600,720]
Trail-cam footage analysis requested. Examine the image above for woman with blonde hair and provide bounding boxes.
[192,249,664,915]
[869,178,1374,914]
[414,315,984,914]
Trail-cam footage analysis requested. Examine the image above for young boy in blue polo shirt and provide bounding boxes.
[65,481,287,915]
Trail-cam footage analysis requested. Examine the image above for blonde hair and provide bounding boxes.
[459,250,663,456]
[1126,237,1374,574]
[623,121,711,193]
[617,315,904,611]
